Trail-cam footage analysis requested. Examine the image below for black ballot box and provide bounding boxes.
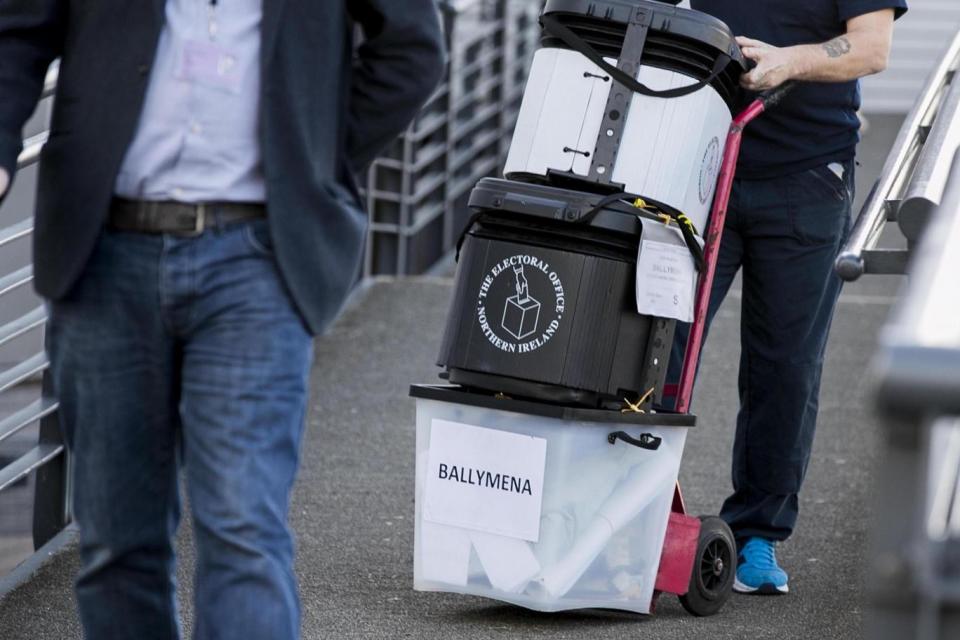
[437,179,680,409]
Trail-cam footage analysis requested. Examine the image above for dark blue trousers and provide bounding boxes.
[48,220,314,640]
[667,161,854,542]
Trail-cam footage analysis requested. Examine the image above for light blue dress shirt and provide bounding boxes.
[115,0,265,203]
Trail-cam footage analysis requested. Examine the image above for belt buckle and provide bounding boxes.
[187,203,206,237]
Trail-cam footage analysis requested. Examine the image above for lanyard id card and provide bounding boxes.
[177,39,244,93]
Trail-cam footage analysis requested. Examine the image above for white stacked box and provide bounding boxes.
[413,397,688,613]
[504,47,732,233]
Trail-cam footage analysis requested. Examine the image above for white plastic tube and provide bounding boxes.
[532,453,677,599]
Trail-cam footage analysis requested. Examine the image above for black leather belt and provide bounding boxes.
[108,198,266,236]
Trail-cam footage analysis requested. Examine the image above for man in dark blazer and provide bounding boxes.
[0,1,445,638]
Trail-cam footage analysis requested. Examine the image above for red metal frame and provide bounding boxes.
[653,485,700,597]
[654,87,792,597]
[675,96,778,413]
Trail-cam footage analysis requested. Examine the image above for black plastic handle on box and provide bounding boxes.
[607,431,663,450]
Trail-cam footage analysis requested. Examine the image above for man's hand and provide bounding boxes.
[737,37,798,92]
[0,167,9,199]
[738,9,896,92]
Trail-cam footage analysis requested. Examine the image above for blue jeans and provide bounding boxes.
[667,161,854,543]
[47,219,313,639]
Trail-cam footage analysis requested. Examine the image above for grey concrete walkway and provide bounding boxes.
[0,116,905,639]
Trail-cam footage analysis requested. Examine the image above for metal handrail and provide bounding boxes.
[866,151,960,640]
[0,443,64,494]
[0,58,69,561]
[42,62,58,99]
[0,218,32,250]
[0,306,46,350]
[898,61,960,243]
[0,353,49,397]
[17,131,49,170]
[0,397,58,448]
[0,264,33,298]
[10,63,57,170]
[927,418,960,542]
[836,29,960,281]
[874,151,960,417]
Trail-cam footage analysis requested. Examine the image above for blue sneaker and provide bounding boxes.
[733,537,789,594]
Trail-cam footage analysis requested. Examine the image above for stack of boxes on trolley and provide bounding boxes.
[410,0,750,616]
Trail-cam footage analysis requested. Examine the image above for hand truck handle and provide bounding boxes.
[758,80,797,111]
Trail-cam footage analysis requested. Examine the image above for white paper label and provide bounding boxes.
[423,419,547,542]
[635,239,696,322]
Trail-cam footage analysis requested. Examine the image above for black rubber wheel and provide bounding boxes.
[679,515,736,617]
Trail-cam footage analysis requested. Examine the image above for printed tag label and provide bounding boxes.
[636,239,696,323]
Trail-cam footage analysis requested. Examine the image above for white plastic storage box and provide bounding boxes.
[504,0,746,233]
[411,385,694,613]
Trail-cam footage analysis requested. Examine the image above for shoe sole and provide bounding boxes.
[734,577,789,595]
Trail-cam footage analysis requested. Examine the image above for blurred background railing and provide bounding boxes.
[0,62,67,578]
[362,0,541,277]
[836,29,960,280]
[865,152,960,640]
[825,16,960,640]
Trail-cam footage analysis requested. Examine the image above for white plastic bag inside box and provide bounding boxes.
[504,47,731,234]
[413,397,688,613]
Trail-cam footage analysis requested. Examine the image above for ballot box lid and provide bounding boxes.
[410,385,696,427]
[540,0,747,110]
[468,178,663,237]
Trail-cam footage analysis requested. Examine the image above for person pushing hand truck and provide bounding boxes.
[664,0,907,595]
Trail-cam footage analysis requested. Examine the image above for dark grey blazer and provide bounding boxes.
[0,0,446,334]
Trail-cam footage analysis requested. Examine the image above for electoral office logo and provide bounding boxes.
[476,254,565,354]
[699,136,721,205]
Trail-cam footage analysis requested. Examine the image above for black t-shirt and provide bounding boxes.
[691,0,908,178]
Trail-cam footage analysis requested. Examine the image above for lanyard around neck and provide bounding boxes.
[207,0,219,40]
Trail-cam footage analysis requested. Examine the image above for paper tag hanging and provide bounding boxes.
[635,238,696,323]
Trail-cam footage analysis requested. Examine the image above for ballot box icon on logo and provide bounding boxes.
[502,265,541,340]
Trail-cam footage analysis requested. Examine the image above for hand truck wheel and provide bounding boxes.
[679,515,736,617]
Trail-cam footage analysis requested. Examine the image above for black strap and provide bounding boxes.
[577,192,705,272]
[455,210,485,261]
[540,14,730,101]
[457,193,705,271]
[575,191,633,226]
[674,213,705,272]
[607,431,662,451]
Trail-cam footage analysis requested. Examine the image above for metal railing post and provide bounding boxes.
[867,151,960,640]
[836,30,960,281]
[31,370,68,549]
[0,61,70,576]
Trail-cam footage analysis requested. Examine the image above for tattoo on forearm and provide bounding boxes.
[823,36,852,59]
